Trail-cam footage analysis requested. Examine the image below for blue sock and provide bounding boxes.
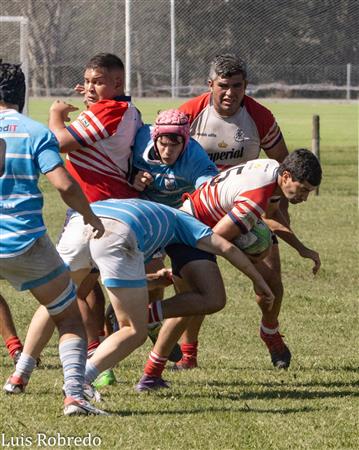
[59,337,87,401]
[14,353,36,383]
[85,360,100,385]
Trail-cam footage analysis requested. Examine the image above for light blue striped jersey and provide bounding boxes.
[0,109,63,257]
[132,125,218,208]
[90,198,213,262]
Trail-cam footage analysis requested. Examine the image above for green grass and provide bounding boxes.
[1,98,358,449]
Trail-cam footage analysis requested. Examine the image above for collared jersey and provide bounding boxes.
[179,93,282,170]
[0,109,63,257]
[66,96,142,202]
[183,159,280,232]
[132,125,218,208]
[89,198,213,262]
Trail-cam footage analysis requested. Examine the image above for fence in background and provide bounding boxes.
[1,0,358,98]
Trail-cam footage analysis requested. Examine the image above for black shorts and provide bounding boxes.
[165,244,217,277]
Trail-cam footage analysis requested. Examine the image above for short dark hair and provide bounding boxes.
[209,54,247,80]
[85,53,124,72]
[0,60,26,113]
[278,148,322,187]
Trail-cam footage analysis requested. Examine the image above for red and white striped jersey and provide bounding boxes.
[179,93,282,170]
[66,97,142,202]
[183,159,280,231]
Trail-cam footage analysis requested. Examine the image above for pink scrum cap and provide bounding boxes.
[151,109,191,155]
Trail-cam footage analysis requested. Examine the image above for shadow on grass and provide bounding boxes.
[107,404,318,417]
[31,378,358,399]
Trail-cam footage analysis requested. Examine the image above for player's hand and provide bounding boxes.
[157,268,173,286]
[299,247,321,274]
[74,84,85,95]
[253,281,274,311]
[83,213,105,239]
[133,171,154,191]
[147,268,173,289]
[50,100,79,122]
[74,84,88,107]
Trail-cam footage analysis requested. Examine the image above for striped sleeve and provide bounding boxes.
[244,96,282,151]
[179,93,211,124]
[228,182,277,232]
[67,100,128,147]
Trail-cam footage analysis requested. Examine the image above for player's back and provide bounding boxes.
[185,158,279,228]
[0,109,62,256]
[90,198,212,261]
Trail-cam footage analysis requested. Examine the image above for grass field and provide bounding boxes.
[0,98,358,449]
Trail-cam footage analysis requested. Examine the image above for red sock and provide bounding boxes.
[5,336,23,358]
[260,320,284,352]
[260,320,279,336]
[144,351,168,378]
[87,339,100,358]
[181,341,198,361]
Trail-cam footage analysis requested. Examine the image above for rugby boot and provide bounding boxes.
[135,374,169,392]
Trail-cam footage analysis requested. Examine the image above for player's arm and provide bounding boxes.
[196,234,274,308]
[212,214,243,240]
[263,136,289,163]
[45,165,104,239]
[48,100,80,153]
[212,196,262,240]
[264,201,321,274]
[263,133,291,223]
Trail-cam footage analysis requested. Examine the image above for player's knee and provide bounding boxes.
[270,278,284,300]
[46,281,77,316]
[122,322,148,346]
[205,290,226,314]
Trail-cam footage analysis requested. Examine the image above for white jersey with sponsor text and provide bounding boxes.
[179,93,282,170]
[184,159,280,232]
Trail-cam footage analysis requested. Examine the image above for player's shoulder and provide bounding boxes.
[183,138,210,162]
[243,95,274,118]
[89,98,131,115]
[133,125,153,158]
[245,158,279,175]
[179,92,211,122]
[19,114,57,145]
[242,95,276,137]
[135,124,151,143]
[19,113,51,134]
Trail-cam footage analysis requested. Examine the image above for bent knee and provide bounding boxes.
[205,292,226,314]
[269,278,284,300]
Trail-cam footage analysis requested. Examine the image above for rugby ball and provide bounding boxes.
[233,218,272,256]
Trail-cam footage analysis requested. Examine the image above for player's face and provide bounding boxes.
[209,73,247,117]
[281,172,316,204]
[83,68,123,106]
[156,136,184,165]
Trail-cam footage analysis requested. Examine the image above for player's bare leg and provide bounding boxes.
[254,244,290,369]
[0,294,23,364]
[4,271,107,415]
[136,260,226,391]
[84,287,148,383]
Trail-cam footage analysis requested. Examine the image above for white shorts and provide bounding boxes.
[0,234,67,291]
[57,215,147,288]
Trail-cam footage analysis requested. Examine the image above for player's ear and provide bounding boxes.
[282,171,292,183]
[244,79,248,90]
[114,74,123,90]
